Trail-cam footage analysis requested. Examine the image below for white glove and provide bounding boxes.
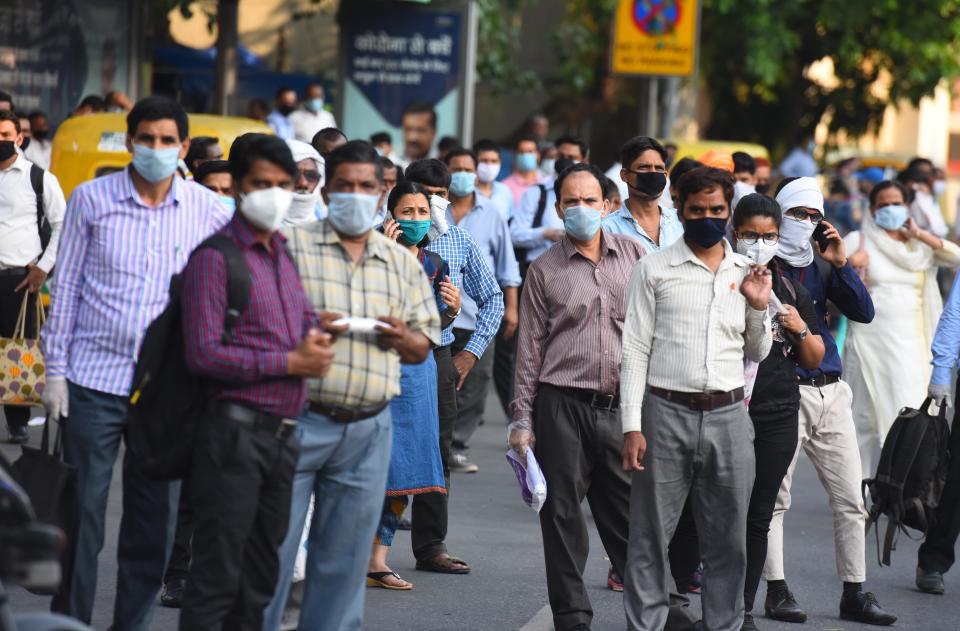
[507,420,535,465]
[41,375,69,420]
[928,383,952,408]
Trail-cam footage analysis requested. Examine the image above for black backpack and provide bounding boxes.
[126,234,250,481]
[863,397,951,565]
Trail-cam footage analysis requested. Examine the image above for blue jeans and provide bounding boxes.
[62,381,176,631]
[262,409,392,631]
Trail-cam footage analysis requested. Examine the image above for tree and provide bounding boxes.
[700,0,960,157]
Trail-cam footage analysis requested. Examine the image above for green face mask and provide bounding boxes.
[397,219,432,245]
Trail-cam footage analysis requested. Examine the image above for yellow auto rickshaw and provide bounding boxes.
[49,112,273,199]
[665,139,770,164]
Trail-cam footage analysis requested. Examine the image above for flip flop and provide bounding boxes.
[366,571,413,590]
[415,553,471,574]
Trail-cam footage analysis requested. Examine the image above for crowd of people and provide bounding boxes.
[2,88,960,631]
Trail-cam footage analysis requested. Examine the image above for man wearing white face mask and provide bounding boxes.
[285,139,325,225]
[290,83,337,144]
[473,139,514,221]
[263,140,441,631]
[178,134,334,631]
[761,177,896,627]
[511,163,646,631]
[40,96,233,629]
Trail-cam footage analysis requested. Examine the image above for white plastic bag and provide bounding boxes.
[506,448,547,513]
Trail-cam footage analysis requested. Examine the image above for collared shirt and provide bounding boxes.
[41,169,233,396]
[778,258,874,379]
[602,204,684,253]
[0,153,67,272]
[289,108,338,144]
[502,172,544,205]
[932,270,960,385]
[266,109,294,140]
[425,225,504,357]
[180,215,316,417]
[24,139,51,170]
[446,195,520,331]
[511,232,647,423]
[283,220,441,409]
[620,238,773,433]
[510,179,563,263]
[477,180,514,221]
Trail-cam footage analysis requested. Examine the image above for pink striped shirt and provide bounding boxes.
[511,231,647,422]
[41,169,233,396]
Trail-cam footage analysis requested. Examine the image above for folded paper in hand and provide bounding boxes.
[506,448,547,513]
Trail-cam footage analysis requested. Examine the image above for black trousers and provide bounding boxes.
[918,382,960,574]
[411,345,457,561]
[534,384,631,631]
[0,271,35,433]
[492,322,516,418]
[165,475,194,582]
[179,410,298,631]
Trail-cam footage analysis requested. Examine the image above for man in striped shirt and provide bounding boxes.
[510,164,646,631]
[40,97,233,630]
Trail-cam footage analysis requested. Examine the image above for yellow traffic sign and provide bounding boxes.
[611,0,700,77]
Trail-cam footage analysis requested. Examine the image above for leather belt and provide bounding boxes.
[308,401,388,424]
[0,267,26,277]
[209,401,297,440]
[798,374,840,388]
[556,386,620,411]
[649,387,745,411]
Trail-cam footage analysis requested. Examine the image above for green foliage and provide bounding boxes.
[701,0,960,155]
[476,0,541,93]
[551,0,618,97]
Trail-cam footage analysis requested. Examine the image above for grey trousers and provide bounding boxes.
[624,392,755,631]
[451,327,494,452]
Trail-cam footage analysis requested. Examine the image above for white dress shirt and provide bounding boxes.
[289,108,338,144]
[24,139,52,170]
[0,153,67,272]
[619,238,772,433]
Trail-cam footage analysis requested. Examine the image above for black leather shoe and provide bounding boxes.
[917,568,945,594]
[160,578,186,608]
[7,425,29,445]
[839,591,897,626]
[741,612,760,631]
[764,589,807,623]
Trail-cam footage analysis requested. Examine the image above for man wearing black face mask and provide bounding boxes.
[603,136,684,252]
[25,111,52,169]
[267,86,298,140]
[621,166,773,631]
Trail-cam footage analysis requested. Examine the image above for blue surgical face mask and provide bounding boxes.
[308,98,324,112]
[450,171,477,197]
[218,195,236,212]
[874,204,908,231]
[326,192,381,236]
[563,205,603,241]
[132,144,181,183]
[516,152,538,173]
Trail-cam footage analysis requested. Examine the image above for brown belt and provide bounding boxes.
[649,387,745,411]
[308,401,388,424]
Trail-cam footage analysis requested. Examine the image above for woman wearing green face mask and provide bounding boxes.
[366,182,461,590]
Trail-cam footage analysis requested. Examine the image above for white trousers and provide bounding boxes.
[763,380,867,583]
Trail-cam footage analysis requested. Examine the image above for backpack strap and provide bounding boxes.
[198,234,251,344]
[780,275,798,303]
[533,184,548,229]
[30,163,48,251]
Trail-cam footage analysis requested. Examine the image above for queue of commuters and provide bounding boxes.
[4,90,960,631]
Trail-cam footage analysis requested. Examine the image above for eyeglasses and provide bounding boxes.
[785,208,823,224]
[298,170,321,184]
[737,231,780,245]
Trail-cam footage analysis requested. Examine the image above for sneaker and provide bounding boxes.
[450,452,479,473]
[676,563,703,594]
[741,612,760,631]
[839,591,897,626]
[764,588,807,623]
[7,424,28,445]
[916,567,945,595]
[607,566,623,592]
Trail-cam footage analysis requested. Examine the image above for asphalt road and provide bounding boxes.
[3,397,958,631]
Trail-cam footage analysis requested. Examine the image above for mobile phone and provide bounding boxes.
[812,222,830,252]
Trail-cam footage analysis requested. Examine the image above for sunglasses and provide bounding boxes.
[298,170,322,184]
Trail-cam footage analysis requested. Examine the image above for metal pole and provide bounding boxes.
[214,0,239,115]
[461,0,479,146]
[645,77,659,136]
[659,76,680,138]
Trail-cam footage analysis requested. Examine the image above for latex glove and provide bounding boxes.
[507,420,535,465]
[42,375,69,420]
[928,383,952,408]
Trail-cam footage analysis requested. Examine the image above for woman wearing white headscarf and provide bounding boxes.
[843,180,960,477]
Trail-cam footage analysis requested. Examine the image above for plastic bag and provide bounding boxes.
[506,448,547,513]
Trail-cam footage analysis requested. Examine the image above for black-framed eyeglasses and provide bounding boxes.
[298,170,321,184]
[737,231,780,245]
[785,208,824,224]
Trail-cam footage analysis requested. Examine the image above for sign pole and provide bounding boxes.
[461,0,479,146]
[646,78,659,136]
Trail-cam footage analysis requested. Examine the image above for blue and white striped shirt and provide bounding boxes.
[426,225,504,358]
[41,169,233,396]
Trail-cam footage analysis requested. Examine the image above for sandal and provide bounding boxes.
[415,553,471,574]
[366,571,413,590]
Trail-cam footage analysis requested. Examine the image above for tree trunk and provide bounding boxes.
[213,0,239,115]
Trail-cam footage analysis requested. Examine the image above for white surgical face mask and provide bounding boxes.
[477,162,500,184]
[933,180,947,197]
[239,187,293,232]
[735,238,779,266]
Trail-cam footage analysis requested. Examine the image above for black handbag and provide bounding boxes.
[12,416,79,604]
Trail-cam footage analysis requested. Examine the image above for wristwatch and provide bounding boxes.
[798,326,809,341]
